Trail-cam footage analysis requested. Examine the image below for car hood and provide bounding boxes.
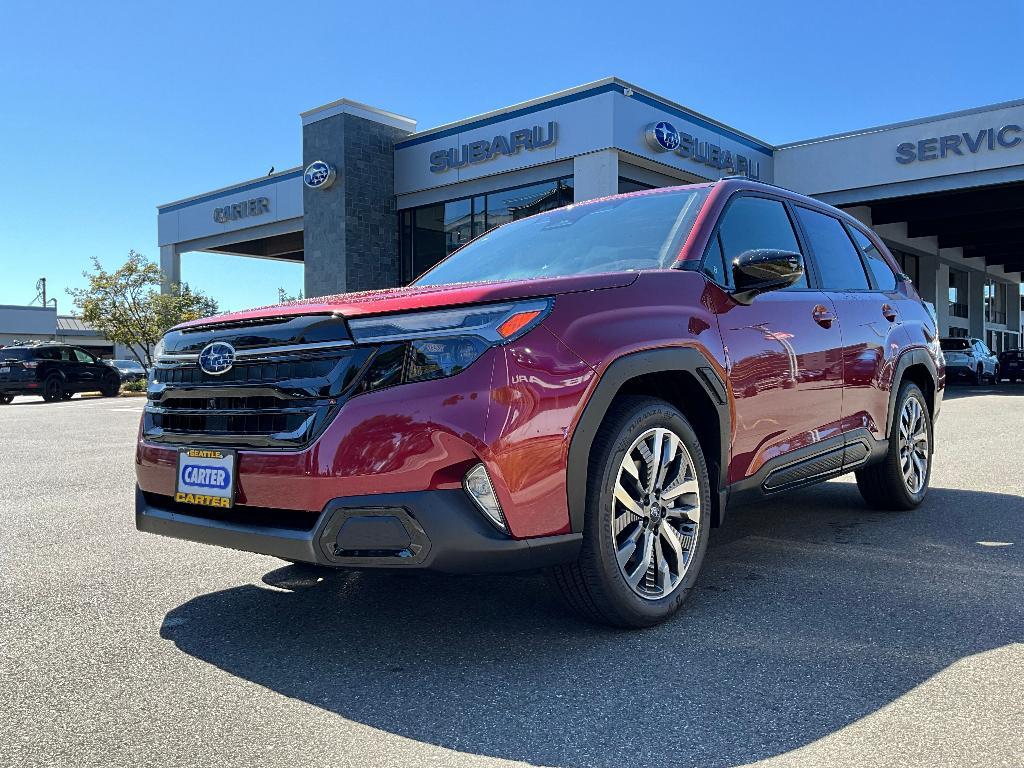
[173,272,639,330]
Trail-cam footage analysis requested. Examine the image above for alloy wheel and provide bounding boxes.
[611,427,700,600]
[898,396,929,494]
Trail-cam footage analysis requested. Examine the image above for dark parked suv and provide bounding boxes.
[0,343,122,403]
[135,179,944,627]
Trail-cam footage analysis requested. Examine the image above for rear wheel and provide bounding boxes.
[42,376,63,402]
[855,382,932,510]
[992,365,1000,384]
[0,393,13,405]
[549,397,711,628]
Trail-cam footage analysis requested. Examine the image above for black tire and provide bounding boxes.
[100,373,120,397]
[0,393,13,405]
[992,366,1000,384]
[855,382,932,511]
[42,376,63,402]
[973,365,983,385]
[549,396,711,628]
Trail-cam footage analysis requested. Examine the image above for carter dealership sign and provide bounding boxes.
[213,197,270,223]
[896,124,1021,164]
[429,122,558,173]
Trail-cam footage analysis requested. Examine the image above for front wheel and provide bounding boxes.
[855,382,932,510]
[100,374,120,397]
[549,397,711,628]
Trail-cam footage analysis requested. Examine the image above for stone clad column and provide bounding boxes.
[300,100,415,298]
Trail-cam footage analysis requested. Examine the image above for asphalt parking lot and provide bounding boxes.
[1,386,1022,768]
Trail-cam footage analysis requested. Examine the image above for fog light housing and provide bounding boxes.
[463,463,506,532]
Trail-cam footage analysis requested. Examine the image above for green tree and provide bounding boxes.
[68,251,218,368]
[277,286,304,303]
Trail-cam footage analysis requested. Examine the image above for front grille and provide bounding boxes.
[155,357,339,385]
[144,346,373,449]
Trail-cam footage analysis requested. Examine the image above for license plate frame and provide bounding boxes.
[175,447,237,509]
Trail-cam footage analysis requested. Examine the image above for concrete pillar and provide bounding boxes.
[573,149,619,202]
[301,100,415,298]
[160,245,180,294]
[936,261,950,335]
[969,269,986,338]
[916,251,940,311]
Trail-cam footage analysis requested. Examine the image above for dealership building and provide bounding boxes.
[157,77,1024,351]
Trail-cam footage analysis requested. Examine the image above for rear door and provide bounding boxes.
[792,206,906,442]
[71,348,104,390]
[704,194,845,484]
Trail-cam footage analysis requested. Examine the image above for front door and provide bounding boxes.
[702,194,845,485]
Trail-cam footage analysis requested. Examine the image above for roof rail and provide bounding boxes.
[717,175,795,193]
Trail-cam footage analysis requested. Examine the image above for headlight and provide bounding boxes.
[350,299,551,393]
[152,336,166,360]
[347,299,551,345]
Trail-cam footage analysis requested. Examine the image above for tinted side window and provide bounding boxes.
[73,349,95,364]
[795,207,870,290]
[848,227,897,290]
[716,196,809,289]
[702,234,729,286]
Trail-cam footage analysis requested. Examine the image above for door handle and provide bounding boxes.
[881,304,898,322]
[812,304,835,329]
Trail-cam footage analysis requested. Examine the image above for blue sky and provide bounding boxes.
[0,0,1021,312]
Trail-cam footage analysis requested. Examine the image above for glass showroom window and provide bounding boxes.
[985,279,1007,325]
[402,178,574,281]
[949,269,969,319]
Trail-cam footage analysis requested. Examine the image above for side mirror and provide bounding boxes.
[731,249,804,304]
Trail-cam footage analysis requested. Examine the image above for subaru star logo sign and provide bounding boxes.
[303,160,337,190]
[198,342,236,376]
[646,121,681,152]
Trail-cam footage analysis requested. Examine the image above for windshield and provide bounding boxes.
[414,188,709,286]
[940,339,970,351]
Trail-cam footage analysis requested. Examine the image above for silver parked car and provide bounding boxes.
[940,337,999,385]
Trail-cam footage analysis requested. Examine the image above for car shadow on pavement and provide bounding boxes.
[160,482,1023,768]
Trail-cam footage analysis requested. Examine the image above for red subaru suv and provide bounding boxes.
[136,179,943,627]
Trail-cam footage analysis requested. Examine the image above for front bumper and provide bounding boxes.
[135,486,581,574]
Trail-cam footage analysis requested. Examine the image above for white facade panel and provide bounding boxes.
[158,174,304,247]
[776,102,1024,195]
[611,95,774,183]
[394,93,616,196]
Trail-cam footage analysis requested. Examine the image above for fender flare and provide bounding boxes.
[565,347,731,533]
[886,347,939,437]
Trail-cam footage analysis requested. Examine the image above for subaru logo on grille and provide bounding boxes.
[646,121,681,152]
[198,342,236,376]
[303,160,337,190]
